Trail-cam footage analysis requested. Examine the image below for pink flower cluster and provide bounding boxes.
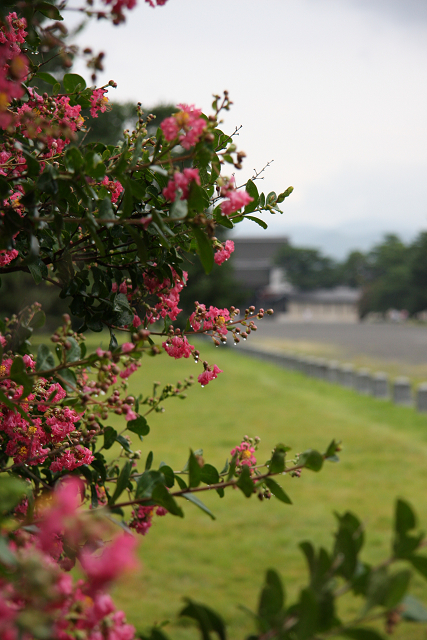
[230,440,257,469]
[161,104,207,150]
[162,335,195,359]
[198,363,222,386]
[220,177,253,216]
[0,248,18,266]
[163,167,200,201]
[90,88,109,118]
[0,480,138,640]
[0,356,93,472]
[129,505,168,536]
[189,303,230,336]
[101,175,124,203]
[214,240,234,265]
[0,12,28,128]
[144,268,187,323]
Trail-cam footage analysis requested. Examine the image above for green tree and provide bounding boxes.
[275,243,339,291]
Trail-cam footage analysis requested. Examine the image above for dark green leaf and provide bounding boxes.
[243,180,259,213]
[34,71,58,86]
[116,434,132,453]
[36,2,63,20]
[409,554,427,580]
[55,367,77,392]
[10,356,33,399]
[29,310,46,329]
[127,415,150,439]
[268,443,289,474]
[182,493,216,520]
[135,470,164,499]
[189,449,202,488]
[145,451,153,471]
[170,197,188,220]
[200,464,220,485]
[0,475,29,515]
[103,426,117,450]
[295,587,318,640]
[258,569,284,625]
[110,461,132,504]
[151,483,183,517]
[180,599,226,640]
[159,463,175,488]
[236,465,254,498]
[244,216,268,229]
[63,73,87,93]
[299,449,324,472]
[187,183,210,213]
[264,477,292,504]
[384,570,411,608]
[193,227,214,274]
[22,151,40,178]
[36,344,55,372]
[395,499,416,535]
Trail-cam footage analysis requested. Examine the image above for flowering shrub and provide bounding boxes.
[0,2,427,640]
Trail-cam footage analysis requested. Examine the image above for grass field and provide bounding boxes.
[71,334,427,640]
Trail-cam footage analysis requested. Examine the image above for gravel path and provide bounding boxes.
[249,322,427,365]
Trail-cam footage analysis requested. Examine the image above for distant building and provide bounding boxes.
[230,237,289,293]
[230,238,361,322]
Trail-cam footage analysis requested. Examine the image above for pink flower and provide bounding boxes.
[198,364,222,386]
[37,478,82,554]
[161,104,206,150]
[163,168,200,201]
[121,342,134,353]
[214,240,234,265]
[101,176,123,204]
[80,534,138,593]
[90,88,109,118]
[230,441,257,468]
[162,335,194,359]
[221,190,253,216]
[132,314,141,328]
[0,249,18,266]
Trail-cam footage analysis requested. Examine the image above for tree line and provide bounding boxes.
[275,233,427,317]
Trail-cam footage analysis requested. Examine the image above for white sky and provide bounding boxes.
[67,0,427,255]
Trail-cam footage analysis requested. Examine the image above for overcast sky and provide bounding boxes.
[68,0,427,256]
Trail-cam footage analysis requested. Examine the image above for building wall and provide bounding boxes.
[277,301,359,323]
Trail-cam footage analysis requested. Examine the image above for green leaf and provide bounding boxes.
[36,2,63,20]
[409,554,427,579]
[170,197,188,220]
[36,344,55,372]
[258,569,284,625]
[55,367,77,392]
[152,483,183,517]
[0,475,30,515]
[116,434,132,453]
[264,477,292,504]
[180,599,226,640]
[324,439,340,461]
[0,536,16,566]
[27,260,48,285]
[189,449,202,488]
[22,151,40,178]
[145,451,153,471]
[63,73,87,93]
[384,570,411,608]
[187,183,210,213]
[65,147,84,172]
[110,461,132,504]
[299,449,324,472]
[193,227,214,274]
[243,180,259,213]
[29,310,46,329]
[268,443,289,474]
[182,493,216,520]
[159,463,175,488]
[401,594,427,622]
[200,464,220,485]
[295,587,319,640]
[10,356,33,399]
[226,454,238,480]
[395,499,416,535]
[213,206,233,229]
[127,415,150,439]
[236,465,254,498]
[136,470,164,499]
[34,71,58,86]
[244,215,268,229]
[65,337,81,363]
[103,426,117,450]
[341,629,385,640]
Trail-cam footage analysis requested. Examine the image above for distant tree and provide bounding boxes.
[338,250,371,288]
[407,232,427,314]
[275,243,339,291]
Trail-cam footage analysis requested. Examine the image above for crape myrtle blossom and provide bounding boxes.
[163,167,200,201]
[0,12,28,127]
[90,87,109,118]
[230,437,259,471]
[198,362,222,386]
[161,104,207,150]
[189,303,230,336]
[162,335,195,359]
[214,240,235,265]
[102,175,124,203]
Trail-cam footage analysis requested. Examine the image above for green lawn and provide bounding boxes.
[85,337,427,640]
